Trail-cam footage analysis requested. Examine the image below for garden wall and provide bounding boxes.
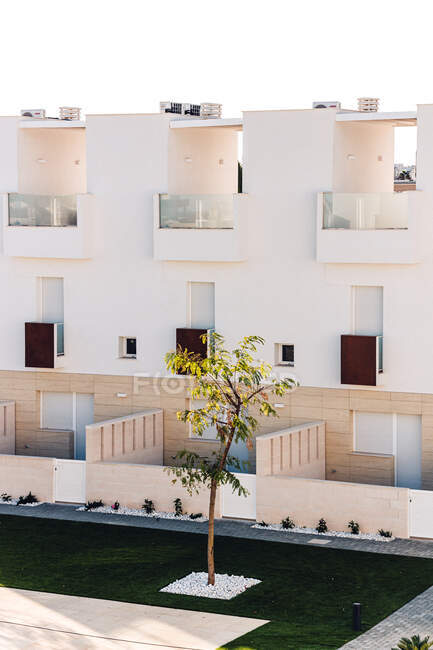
[86,462,219,516]
[86,409,163,465]
[0,454,55,502]
[0,401,15,454]
[256,474,410,537]
[256,421,325,478]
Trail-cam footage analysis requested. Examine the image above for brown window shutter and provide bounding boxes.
[25,322,55,368]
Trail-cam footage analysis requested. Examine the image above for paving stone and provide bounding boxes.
[340,586,433,649]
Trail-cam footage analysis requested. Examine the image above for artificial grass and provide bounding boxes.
[0,515,431,649]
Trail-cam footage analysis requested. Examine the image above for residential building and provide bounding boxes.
[1,101,433,537]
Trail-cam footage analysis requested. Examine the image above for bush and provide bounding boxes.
[1,493,12,502]
[281,515,295,530]
[111,501,120,511]
[392,634,433,649]
[17,492,38,506]
[84,499,104,511]
[189,513,203,520]
[174,498,183,517]
[257,520,269,527]
[348,520,360,535]
[316,518,328,534]
[142,499,155,515]
[378,528,393,538]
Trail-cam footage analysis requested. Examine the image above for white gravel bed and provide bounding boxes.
[160,572,261,600]
[0,499,42,507]
[252,523,394,542]
[76,504,208,522]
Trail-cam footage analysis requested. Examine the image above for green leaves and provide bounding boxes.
[164,332,298,492]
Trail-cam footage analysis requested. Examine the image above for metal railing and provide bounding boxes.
[322,192,408,230]
[159,194,234,229]
[8,194,77,227]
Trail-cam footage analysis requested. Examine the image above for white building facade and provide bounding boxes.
[1,104,432,493]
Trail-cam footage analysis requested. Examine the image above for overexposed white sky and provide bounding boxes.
[1,0,426,162]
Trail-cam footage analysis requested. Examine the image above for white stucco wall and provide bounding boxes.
[1,108,433,395]
[333,123,395,193]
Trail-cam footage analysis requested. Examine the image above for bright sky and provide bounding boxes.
[1,0,425,163]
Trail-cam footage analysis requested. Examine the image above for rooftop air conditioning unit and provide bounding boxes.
[358,97,379,112]
[59,106,81,120]
[160,101,222,119]
[20,109,46,119]
[312,101,341,110]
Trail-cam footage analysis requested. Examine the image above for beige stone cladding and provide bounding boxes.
[256,475,410,538]
[1,369,433,488]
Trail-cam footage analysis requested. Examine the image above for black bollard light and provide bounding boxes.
[352,602,361,631]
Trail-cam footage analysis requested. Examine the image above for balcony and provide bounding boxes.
[153,193,248,262]
[3,193,94,259]
[25,322,64,369]
[316,192,420,264]
[341,335,383,386]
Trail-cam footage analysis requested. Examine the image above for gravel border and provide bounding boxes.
[252,523,394,542]
[0,499,42,507]
[76,504,208,522]
[160,572,261,600]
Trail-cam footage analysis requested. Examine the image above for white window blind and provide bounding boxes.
[353,286,383,336]
[42,392,73,430]
[190,282,215,329]
[40,277,64,323]
[354,412,393,455]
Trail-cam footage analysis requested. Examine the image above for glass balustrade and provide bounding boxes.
[8,194,77,227]
[323,192,408,230]
[159,194,234,229]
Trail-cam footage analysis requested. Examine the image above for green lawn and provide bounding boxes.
[0,515,431,649]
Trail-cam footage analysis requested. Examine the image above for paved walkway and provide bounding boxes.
[2,502,433,558]
[0,587,267,649]
[340,585,433,649]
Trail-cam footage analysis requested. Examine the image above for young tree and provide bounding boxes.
[165,333,298,585]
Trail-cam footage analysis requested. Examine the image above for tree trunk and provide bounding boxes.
[207,478,217,585]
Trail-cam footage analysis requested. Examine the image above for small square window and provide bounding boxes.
[275,343,294,366]
[119,336,137,359]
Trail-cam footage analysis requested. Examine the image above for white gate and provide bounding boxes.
[222,473,256,520]
[54,459,86,504]
[410,489,433,538]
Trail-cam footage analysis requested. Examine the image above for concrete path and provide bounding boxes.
[3,502,433,559]
[0,587,267,649]
[340,585,433,649]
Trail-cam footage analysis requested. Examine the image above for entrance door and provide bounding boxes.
[75,394,94,460]
[222,473,256,519]
[396,415,422,489]
[54,459,86,503]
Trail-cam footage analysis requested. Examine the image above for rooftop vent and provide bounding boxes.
[160,101,222,119]
[358,97,379,112]
[312,101,341,109]
[59,106,81,121]
[20,109,46,119]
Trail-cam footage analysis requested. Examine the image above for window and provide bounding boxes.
[354,411,421,488]
[189,399,219,441]
[353,286,383,336]
[275,343,294,366]
[41,391,94,460]
[189,282,215,329]
[119,336,136,359]
[39,277,64,323]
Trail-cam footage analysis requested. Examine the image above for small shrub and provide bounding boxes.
[111,501,120,511]
[348,520,360,535]
[316,518,328,534]
[378,528,393,538]
[1,493,12,502]
[174,498,183,517]
[142,499,155,514]
[84,499,104,511]
[257,520,269,527]
[281,515,295,530]
[189,513,203,520]
[392,634,433,649]
[17,492,38,506]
